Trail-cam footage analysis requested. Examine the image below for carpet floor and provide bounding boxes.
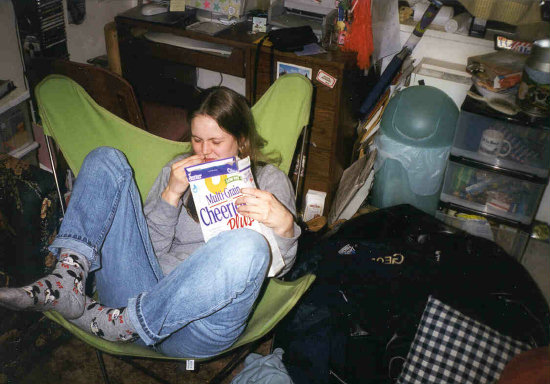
[4,323,272,384]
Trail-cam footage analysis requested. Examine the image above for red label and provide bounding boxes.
[316,70,337,88]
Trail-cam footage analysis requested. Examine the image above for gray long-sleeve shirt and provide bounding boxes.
[144,155,301,277]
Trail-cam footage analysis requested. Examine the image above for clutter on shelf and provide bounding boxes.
[466,37,550,119]
[467,50,527,94]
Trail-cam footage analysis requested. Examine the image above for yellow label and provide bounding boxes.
[170,0,186,12]
[205,175,228,194]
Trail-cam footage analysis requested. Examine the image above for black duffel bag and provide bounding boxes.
[275,205,549,384]
[267,25,318,52]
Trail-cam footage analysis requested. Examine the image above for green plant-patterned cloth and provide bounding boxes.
[0,154,63,284]
[0,154,65,380]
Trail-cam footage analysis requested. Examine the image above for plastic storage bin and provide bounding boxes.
[0,89,33,154]
[435,209,530,260]
[440,159,547,225]
[451,96,550,178]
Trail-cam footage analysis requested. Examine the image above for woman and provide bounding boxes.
[0,87,300,358]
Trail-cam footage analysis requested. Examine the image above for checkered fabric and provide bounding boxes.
[397,296,531,384]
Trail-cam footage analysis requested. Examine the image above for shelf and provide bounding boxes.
[0,88,29,115]
[9,141,39,158]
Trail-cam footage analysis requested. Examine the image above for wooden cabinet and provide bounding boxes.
[249,49,361,211]
[116,7,362,214]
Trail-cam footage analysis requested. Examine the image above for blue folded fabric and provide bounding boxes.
[231,348,293,384]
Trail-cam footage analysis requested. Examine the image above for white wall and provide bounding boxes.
[197,69,246,95]
[0,0,136,87]
[399,24,495,65]
[64,0,136,63]
[0,0,26,90]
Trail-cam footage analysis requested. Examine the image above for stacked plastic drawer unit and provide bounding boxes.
[438,93,550,259]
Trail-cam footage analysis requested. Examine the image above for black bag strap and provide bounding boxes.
[269,44,275,85]
[253,34,279,104]
[253,34,269,104]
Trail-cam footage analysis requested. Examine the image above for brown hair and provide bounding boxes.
[185,87,280,221]
[189,86,280,166]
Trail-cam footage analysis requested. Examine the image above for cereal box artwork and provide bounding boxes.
[185,157,284,276]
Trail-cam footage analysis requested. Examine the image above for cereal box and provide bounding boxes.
[185,156,284,276]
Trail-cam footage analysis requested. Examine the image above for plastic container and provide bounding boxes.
[517,38,550,117]
[435,209,529,260]
[451,94,550,178]
[371,85,459,215]
[439,159,546,225]
[0,89,33,154]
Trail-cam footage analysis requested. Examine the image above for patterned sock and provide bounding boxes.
[0,249,89,319]
[70,297,139,342]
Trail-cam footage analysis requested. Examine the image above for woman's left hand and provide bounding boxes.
[236,188,294,238]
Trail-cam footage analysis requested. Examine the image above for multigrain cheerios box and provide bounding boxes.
[185,156,284,277]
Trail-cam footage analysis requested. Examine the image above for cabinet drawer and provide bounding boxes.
[302,148,335,214]
[440,159,546,225]
[452,108,550,178]
[121,37,246,78]
[303,147,333,195]
[310,108,336,151]
[313,74,339,107]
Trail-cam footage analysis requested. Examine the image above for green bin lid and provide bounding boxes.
[380,85,459,148]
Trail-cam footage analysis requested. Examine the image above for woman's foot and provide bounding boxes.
[70,297,138,342]
[0,250,89,319]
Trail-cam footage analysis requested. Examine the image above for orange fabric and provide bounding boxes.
[497,346,550,384]
[343,0,373,70]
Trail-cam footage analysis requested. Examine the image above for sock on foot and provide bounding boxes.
[0,249,89,319]
[70,297,139,342]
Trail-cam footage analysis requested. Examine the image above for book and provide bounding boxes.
[185,156,284,277]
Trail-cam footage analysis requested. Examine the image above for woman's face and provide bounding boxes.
[191,114,240,162]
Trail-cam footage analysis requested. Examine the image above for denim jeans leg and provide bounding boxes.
[49,147,164,307]
[126,228,270,358]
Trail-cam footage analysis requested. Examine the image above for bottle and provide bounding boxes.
[517,38,550,117]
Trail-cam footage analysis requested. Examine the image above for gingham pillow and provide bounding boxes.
[397,296,531,384]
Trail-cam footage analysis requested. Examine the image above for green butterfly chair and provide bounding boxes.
[35,73,315,383]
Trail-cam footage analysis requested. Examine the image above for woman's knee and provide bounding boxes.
[216,229,270,277]
[82,147,132,176]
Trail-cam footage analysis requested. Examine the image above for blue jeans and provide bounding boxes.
[49,147,270,358]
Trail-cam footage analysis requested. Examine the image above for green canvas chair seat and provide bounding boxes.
[44,275,315,360]
[35,73,315,381]
[37,73,313,200]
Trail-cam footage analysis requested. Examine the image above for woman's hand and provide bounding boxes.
[161,155,204,207]
[236,188,295,238]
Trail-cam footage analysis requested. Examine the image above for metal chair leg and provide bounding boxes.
[96,350,111,384]
[44,135,65,216]
[294,125,309,203]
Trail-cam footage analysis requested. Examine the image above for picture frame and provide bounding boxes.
[276,61,312,79]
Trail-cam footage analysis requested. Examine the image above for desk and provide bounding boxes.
[115,6,361,213]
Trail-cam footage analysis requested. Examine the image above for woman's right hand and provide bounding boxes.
[161,155,204,207]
